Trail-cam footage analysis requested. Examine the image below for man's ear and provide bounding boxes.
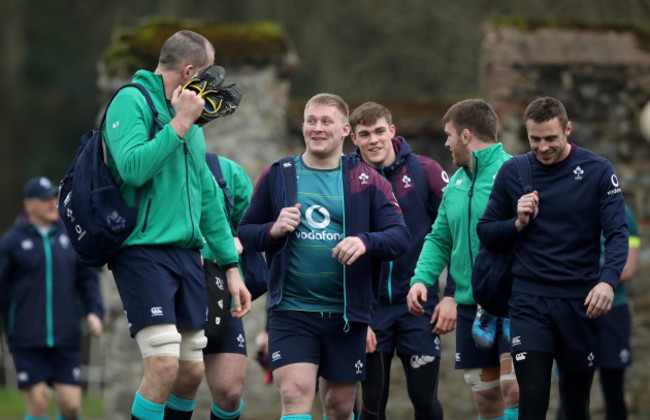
[342,123,351,138]
[461,128,471,144]
[181,64,195,83]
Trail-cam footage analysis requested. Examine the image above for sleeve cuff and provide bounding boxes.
[600,267,620,290]
[221,262,239,271]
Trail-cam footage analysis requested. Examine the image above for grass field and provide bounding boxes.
[0,388,103,419]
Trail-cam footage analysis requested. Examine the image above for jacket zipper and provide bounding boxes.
[340,159,350,332]
[41,231,54,347]
[184,141,195,242]
[467,157,478,264]
[380,168,394,304]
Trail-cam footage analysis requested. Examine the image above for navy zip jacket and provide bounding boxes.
[354,137,450,304]
[238,154,409,326]
[477,146,628,298]
[0,216,103,350]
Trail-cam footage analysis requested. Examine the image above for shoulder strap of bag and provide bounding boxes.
[98,83,162,138]
[206,153,235,227]
[513,153,533,193]
[99,83,162,207]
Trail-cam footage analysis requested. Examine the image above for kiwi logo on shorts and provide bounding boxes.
[305,205,330,229]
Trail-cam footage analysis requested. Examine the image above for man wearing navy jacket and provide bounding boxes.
[349,102,448,420]
[0,176,104,420]
[477,97,629,420]
[238,93,409,420]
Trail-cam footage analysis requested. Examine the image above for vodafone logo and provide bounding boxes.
[305,205,331,229]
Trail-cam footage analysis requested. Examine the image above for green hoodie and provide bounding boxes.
[410,143,511,305]
[103,70,238,267]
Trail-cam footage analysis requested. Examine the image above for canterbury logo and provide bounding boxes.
[150,307,163,317]
[410,355,436,369]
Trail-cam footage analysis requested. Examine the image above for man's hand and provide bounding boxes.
[407,282,428,316]
[87,313,103,336]
[431,297,457,335]
[234,237,244,255]
[515,190,539,231]
[585,282,614,318]
[170,86,205,138]
[269,204,301,239]
[332,237,367,265]
[226,267,252,317]
[366,326,377,354]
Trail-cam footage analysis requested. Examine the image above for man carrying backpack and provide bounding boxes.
[349,102,448,420]
[407,99,520,420]
[477,97,628,419]
[102,30,251,420]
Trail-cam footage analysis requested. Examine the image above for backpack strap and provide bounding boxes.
[99,83,162,207]
[128,83,163,138]
[513,153,533,193]
[405,153,435,217]
[278,156,298,206]
[98,83,162,137]
[206,152,235,228]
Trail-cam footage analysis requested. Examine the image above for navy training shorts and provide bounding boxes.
[108,245,206,336]
[12,347,81,389]
[268,310,367,382]
[203,315,247,356]
[509,292,599,373]
[455,304,508,370]
[371,299,441,357]
[598,303,631,369]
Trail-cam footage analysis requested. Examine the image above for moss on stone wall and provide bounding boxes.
[101,16,288,77]
[489,16,650,52]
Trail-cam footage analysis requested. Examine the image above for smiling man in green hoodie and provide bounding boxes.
[407,99,519,420]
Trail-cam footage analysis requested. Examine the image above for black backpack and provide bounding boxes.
[58,83,161,267]
[471,154,532,317]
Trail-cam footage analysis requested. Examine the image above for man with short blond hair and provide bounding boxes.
[239,93,409,420]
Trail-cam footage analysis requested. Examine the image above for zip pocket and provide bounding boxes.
[141,197,153,233]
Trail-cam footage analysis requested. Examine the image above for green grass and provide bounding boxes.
[0,387,103,419]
